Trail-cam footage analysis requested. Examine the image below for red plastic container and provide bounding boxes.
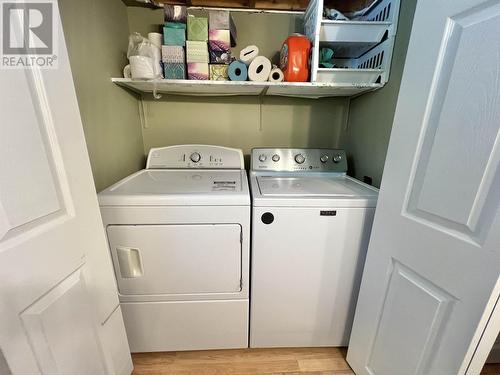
[280,34,311,82]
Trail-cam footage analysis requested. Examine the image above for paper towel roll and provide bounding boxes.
[148,32,163,48]
[248,56,272,82]
[269,67,284,82]
[129,55,155,80]
[151,45,163,78]
[239,45,259,65]
[228,60,248,81]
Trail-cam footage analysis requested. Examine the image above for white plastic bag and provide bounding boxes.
[127,32,154,58]
[127,33,162,79]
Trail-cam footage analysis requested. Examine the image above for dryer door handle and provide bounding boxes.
[116,247,144,278]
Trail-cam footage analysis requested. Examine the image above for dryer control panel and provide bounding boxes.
[251,148,348,172]
[147,145,245,170]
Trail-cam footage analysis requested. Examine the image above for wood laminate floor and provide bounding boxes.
[132,347,500,375]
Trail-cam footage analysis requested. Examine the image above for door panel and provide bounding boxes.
[0,68,69,242]
[366,261,456,375]
[107,224,242,295]
[405,2,500,244]
[347,0,500,374]
[20,267,106,375]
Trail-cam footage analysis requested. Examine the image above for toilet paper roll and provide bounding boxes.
[129,55,155,80]
[248,56,272,82]
[239,45,259,66]
[268,67,284,82]
[151,45,163,78]
[123,64,132,78]
[228,60,248,81]
[148,32,163,48]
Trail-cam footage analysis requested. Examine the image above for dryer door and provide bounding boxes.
[107,224,242,295]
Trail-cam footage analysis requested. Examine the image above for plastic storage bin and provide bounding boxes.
[304,0,400,84]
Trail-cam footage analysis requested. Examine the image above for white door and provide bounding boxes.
[347,0,500,374]
[0,2,132,374]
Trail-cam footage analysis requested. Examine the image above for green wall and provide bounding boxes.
[340,0,417,187]
[59,0,145,192]
[141,95,348,155]
[127,8,349,155]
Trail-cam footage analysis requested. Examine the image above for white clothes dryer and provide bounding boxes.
[99,145,250,352]
[249,148,378,348]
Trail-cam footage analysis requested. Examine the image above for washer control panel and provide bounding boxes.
[146,145,244,169]
[251,148,348,172]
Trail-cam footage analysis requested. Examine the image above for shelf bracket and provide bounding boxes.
[258,95,264,132]
[152,86,162,100]
[139,97,149,129]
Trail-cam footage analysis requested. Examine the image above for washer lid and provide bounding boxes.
[254,175,378,207]
[98,169,250,206]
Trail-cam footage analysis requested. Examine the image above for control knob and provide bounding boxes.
[333,154,343,163]
[272,154,280,162]
[190,152,201,163]
[259,154,267,162]
[294,154,306,164]
[320,155,329,163]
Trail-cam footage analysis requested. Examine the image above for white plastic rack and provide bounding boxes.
[305,0,400,85]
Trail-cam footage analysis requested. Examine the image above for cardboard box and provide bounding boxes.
[209,30,230,51]
[163,25,186,46]
[187,63,209,80]
[186,41,209,63]
[164,63,186,79]
[163,4,187,22]
[187,16,208,41]
[208,10,237,47]
[208,29,231,64]
[210,64,229,81]
[162,45,185,64]
[165,21,186,29]
[209,50,231,64]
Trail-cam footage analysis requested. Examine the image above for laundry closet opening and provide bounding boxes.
[57,0,417,366]
[3,0,499,373]
[58,0,417,193]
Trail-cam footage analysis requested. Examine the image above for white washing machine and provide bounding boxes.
[249,148,378,348]
[98,145,250,352]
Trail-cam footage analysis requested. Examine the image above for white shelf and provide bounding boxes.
[112,78,383,99]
